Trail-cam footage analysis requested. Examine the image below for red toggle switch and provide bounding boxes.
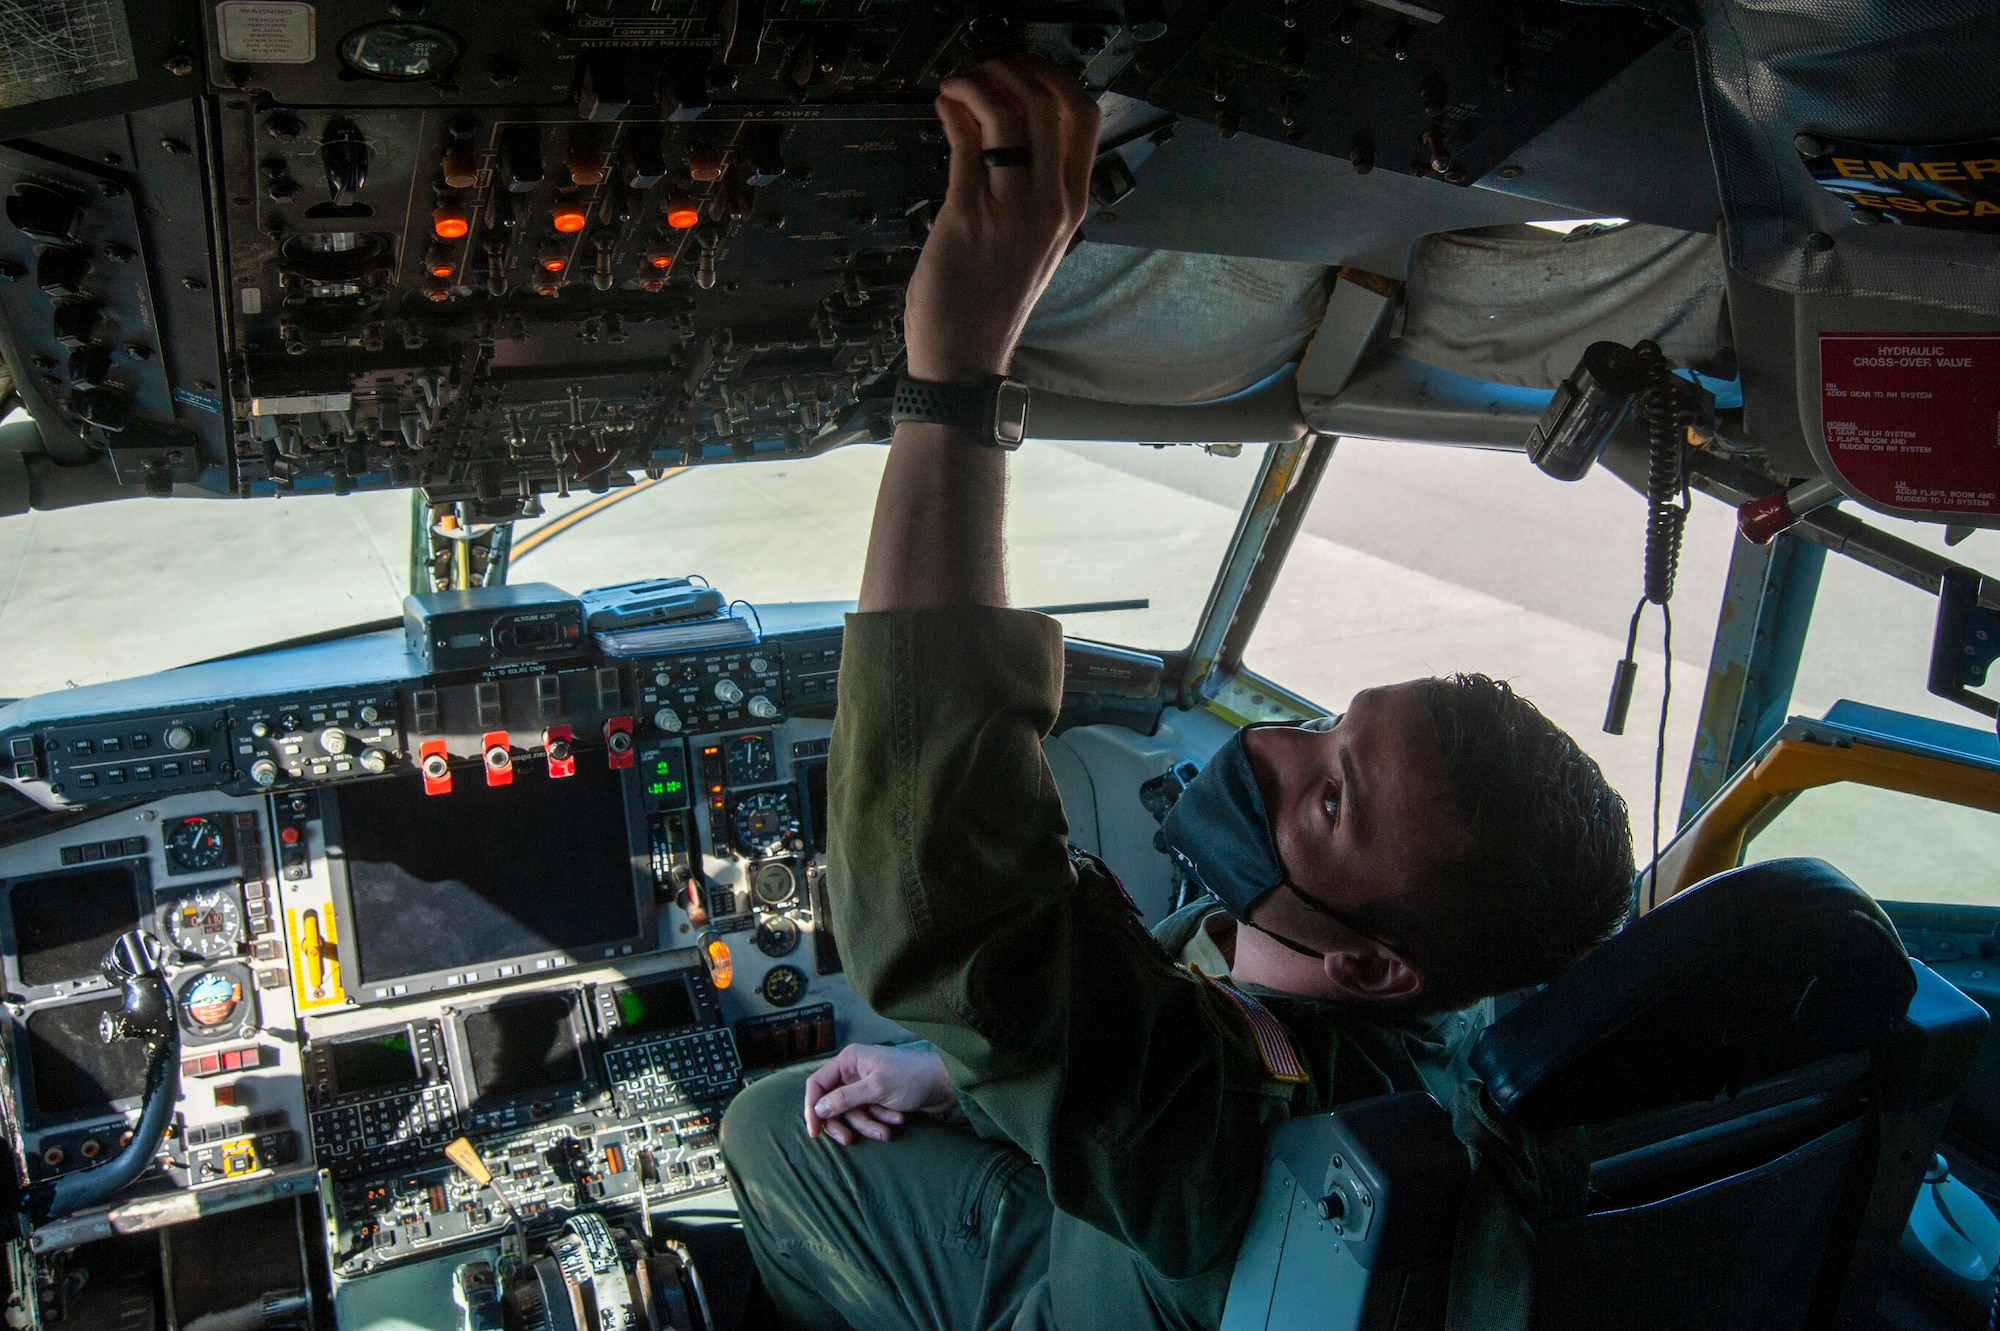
[544,724,575,778]
[483,731,513,786]
[419,739,452,796]
[603,716,634,769]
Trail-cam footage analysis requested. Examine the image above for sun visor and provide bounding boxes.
[1579,0,1999,318]
[1011,242,1329,405]
[1397,223,1730,390]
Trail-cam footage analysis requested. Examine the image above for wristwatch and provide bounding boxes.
[891,374,1031,450]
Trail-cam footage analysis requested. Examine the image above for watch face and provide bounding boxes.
[995,380,1031,447]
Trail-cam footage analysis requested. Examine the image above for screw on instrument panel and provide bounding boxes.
[165,54,195,75]
[1498,164,1523,179]
[1805,232,1834,252]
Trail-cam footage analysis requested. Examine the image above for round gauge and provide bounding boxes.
[759,964,807,1007]
[175,966,256,1041]
[731,789,801,859]
[751,860,797,908]
[724,733,775,786]
[165,885,244,960]
[754,915,800,958]
[338,22,464,79]
[164,815,229,873]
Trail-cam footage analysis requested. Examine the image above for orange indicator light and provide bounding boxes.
[431,206,470,239]
[665,204,700,230]
[703,936,734,989]
[552,195,588,233]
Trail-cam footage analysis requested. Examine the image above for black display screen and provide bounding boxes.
[25,997,150,1125]
[612,977,696,1036]
[336,759,642,988]
[804,763,829,855]
[463,992,588,1107]
[10,867,143,989]
[329,1030,421,1099]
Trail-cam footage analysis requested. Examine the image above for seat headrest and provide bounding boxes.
[1469,858,1915,1130]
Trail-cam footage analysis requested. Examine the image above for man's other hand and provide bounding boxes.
[803,1043,957,1144]
[903,55,1101,385]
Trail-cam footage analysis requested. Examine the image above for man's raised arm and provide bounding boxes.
[855,58,1097,612]
[821,59,1275,1282]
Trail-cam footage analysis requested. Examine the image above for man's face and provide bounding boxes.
[1239,682,1467,955]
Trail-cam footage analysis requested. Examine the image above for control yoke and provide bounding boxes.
[30,931,181,1222]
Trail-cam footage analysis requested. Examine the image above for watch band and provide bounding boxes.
[891,374,1030,450]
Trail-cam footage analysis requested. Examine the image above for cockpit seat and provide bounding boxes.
[1220,856,1990,1331]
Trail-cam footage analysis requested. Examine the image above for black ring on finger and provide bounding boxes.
[981,146,1032,168]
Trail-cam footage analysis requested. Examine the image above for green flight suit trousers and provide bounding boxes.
[722,1067,1055,1331]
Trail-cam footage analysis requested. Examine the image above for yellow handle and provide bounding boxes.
[444,1136,493,1186]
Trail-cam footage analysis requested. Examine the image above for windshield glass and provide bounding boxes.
[0,489,412,701]
[0,438,1265,702]
[512,439,1267,652]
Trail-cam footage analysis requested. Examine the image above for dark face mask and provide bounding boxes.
[1161,721,1391,962]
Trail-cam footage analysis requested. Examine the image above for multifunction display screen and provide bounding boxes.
[611,976,697,1036]
[9,867,142,989]
[336,758,642,989]
[328,1029,422,1099]
[24,996,150,1124]
[463,992,588,1108]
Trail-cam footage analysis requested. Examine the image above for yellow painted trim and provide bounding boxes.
[1665,739,2000,901]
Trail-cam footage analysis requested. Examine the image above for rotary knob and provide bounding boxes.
[749,656,770,674]
[359,748,389,774]
[319,728,349,755]
[747,695,778,720]
[248,757,279,788]
[163,724,195,751]
[359,705,380,724]
[713,678,744,705]
[653,706,684,734]
[250,721,270,739]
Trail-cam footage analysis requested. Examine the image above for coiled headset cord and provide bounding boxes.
[1604,340,1691,904]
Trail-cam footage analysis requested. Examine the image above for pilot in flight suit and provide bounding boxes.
[720,51,1632,1331]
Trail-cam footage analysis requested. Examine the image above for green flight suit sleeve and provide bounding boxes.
[828,606,1285,1282]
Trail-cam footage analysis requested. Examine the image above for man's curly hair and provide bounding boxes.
[1360,673,1636,1012]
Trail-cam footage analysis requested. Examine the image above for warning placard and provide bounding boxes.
[1820,334,2000,515]
[216,1,316,64]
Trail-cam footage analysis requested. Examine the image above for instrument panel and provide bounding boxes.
[0,593,907,1279]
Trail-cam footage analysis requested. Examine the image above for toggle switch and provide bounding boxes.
[686,145,724,183]
[483,731,513,786]
[441,121,480,189]
[36,245,89,296]
[67,343,112,389]
[502,125,544,193]
[603,716,634,769]
[419,738,452,795]
[7,183,80,242]
[625,125,667,188]
[52,297,101,348]
[543,724,575,778]
[567,136,607,186]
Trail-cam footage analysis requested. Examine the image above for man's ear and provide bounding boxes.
[1322,940,1424,1005]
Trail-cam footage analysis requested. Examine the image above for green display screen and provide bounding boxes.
[614,977,697,1035]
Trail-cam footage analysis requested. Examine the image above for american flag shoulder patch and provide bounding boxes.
[1193,967,1309,1086]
